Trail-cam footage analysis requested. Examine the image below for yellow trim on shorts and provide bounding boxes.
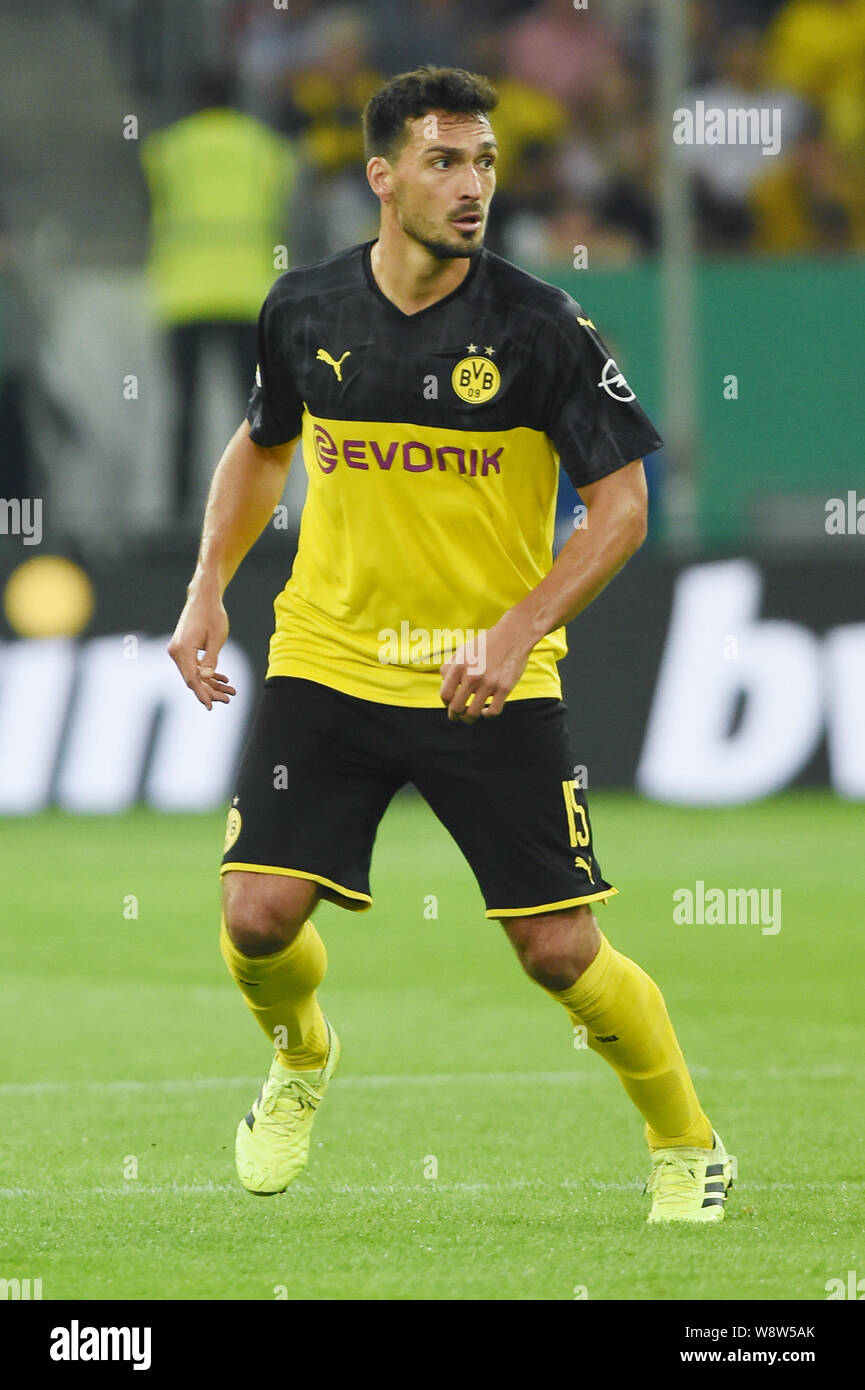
[220,862,372,910]
[487,886,618,919]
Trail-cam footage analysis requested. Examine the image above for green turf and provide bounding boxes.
[0,791,862,1300]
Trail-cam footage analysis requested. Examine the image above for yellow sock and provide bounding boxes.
[547,933,713,1151]
[219,915,330,1071]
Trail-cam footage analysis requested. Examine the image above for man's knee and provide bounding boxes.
[501,905,601,990]
[222,871,319,956]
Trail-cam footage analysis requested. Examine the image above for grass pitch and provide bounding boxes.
[0,791,862,1300]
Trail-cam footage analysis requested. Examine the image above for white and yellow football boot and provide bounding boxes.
[235,1018,341,1195]
[645,1130,736,1224]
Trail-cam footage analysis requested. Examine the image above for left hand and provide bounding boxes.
[439,610,535,724]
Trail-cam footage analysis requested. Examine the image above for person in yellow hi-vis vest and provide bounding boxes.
[142,70,297,517]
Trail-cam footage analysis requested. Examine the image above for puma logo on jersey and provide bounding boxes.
[574,855,594,884]
[316,348,351,381]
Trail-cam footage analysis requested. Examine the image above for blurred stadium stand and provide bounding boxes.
[0,0,862,809]
[0,0,861,546]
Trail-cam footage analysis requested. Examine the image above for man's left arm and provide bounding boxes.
[439,458,648,722]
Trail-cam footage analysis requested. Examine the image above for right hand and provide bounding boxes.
[167,584,236,710]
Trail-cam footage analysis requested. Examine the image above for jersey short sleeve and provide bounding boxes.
[546,301,663,490]
[246,283,304,447]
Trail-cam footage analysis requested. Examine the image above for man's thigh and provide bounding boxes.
[221,677,407,912]
[408,698,617,919]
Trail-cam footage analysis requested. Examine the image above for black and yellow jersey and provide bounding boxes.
[246,239,662,706]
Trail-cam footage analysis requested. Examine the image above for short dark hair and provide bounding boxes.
[362,65,498,162]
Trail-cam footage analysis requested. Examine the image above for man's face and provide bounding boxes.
[386,110,497,259]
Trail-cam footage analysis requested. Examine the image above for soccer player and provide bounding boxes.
[169,67,735,1223]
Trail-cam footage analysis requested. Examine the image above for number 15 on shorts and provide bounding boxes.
[561,778,590,848]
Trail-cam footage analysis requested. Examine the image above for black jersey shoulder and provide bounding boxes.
[473,248,587,332]
[264,242,368,315]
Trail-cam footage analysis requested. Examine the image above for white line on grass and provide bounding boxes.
[0,1178,859,1200]
[0,1063,860,1096]
[0,1071,583,1095]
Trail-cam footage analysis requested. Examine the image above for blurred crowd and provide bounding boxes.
[121,0,865,518]
[132,0,865,266]
[2,0,860,539]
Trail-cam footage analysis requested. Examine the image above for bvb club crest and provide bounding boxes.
[452,351,501,404]
[224,806,242,853]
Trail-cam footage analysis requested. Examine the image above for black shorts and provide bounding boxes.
[221,676,616,919]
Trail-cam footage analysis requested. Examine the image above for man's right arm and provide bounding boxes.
[168,419,300,709]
